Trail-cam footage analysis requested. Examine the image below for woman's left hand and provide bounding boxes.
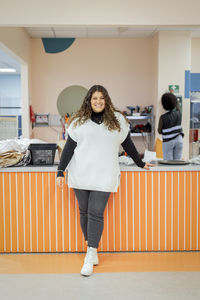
[143,163,155,170]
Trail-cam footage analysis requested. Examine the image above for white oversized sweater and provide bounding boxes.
[66,112,130,192]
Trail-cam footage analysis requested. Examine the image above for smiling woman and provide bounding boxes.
[56,84,153,277]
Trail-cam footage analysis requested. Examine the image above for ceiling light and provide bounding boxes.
[0,68,16,73]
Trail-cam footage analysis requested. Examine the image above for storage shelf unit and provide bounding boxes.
[126,109,155,151]
[190,96,200,158]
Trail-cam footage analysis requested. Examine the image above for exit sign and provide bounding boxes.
[168,85,179,93]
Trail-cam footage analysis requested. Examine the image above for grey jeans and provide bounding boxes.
[74,189,110,248]
[162,134,183,160]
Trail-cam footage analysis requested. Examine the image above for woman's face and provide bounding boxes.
[90,91,106,113]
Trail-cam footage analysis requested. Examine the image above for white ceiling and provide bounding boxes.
[1,25,200,74]
[25,25,200,38]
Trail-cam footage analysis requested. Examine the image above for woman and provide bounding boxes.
[57,85,153,276]
[158,92,184,160]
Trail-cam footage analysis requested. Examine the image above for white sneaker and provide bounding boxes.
[80,247,98,276]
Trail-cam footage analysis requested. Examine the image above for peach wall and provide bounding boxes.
[191,38,200,72]
[31,38,156,143]
[0,0,199,25]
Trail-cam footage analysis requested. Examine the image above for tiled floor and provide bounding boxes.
[1,272,200,300]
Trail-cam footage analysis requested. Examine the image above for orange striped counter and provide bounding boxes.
[0,164,200,253]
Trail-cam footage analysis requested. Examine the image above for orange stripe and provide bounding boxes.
[76,195,83,252]
[98,236,102,251]
[146,172,152,251]
[1,252,200,274]
[108,193,114,251]
[198,172,200,250]
[63,178,69,252]
[4,173,10,252]
[140,172,146,251]
[153,172,159,251]
[160,172,165,251]
[43,173,50,252]
[24,173,30,252]
[114,188,120,251]
[49,173,56,252]
[179,172,184,250]
[0,173,4,252]
[56,178,63,252]
[192,172,197,250]
[173,172,178,250]
[30,173,37,252]
[127,172,133,251]
[185,172,191,250]
[134,172,139,251]
[10,173,17,252]
[70,188,76,252]
[120,172,127,251]
[102,200,108,251]
[36,173,43,252]
[17,173,24,252]
[166,172,172,250]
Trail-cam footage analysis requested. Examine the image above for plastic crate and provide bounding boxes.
[28,143,58,165]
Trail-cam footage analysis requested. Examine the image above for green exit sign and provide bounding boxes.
[168,85,179,93]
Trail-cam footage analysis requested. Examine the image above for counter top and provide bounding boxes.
[0,162,200,172]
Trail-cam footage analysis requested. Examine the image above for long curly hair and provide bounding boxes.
[68,85,127,131]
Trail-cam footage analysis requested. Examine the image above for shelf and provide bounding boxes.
[191,99,200,103]
[126,105,154,150]
[130,132,151,137]
[126,115,152,120]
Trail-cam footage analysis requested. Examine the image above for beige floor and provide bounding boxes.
[0,252,200,274]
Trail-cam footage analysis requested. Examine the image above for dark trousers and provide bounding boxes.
[74,189,110,248]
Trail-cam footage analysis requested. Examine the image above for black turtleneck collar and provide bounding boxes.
[91,110,104,124]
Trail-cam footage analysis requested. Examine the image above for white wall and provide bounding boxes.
[0,0,200,25]
[191,38,200,72]
[155,31,191,159]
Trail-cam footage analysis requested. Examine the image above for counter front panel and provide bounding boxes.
[0,169,199,253]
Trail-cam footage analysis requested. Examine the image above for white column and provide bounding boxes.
[155,31,191,160]
[21,63,30,138]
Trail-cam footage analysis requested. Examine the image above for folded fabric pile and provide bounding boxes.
[118,155,135,165]
[0,138,46,168]
[189,155,200,165]
[0,150,30,167]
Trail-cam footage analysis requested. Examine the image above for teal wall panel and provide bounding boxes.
[42,38,75,53]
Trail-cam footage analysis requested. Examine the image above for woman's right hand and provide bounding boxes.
[56,176,64,189]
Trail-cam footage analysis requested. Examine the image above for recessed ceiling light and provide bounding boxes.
[0,68,16,73]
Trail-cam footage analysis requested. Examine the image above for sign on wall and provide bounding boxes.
[168,85,179,93]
